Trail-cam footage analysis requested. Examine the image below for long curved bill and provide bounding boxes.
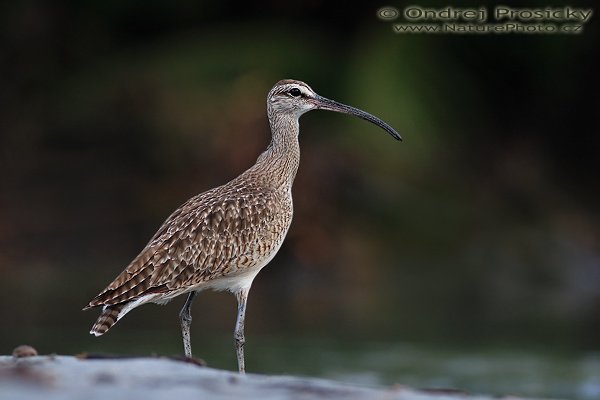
[313,94,402,141]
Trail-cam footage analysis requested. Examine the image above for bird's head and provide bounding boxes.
[267,79,401,141]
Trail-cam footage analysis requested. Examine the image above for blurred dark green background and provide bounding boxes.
[1,0,599,394]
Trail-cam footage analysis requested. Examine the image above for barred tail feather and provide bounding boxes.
[90,304,125,336]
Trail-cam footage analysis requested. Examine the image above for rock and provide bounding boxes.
[0,355,534,400]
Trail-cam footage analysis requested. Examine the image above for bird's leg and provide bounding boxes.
[179,291,196,358]
[234,288,249,374]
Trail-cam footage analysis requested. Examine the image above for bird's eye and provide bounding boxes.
[289,88,302,97]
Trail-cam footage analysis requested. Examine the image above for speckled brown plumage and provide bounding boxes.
[86,178,293,305]
[84,79,400,373]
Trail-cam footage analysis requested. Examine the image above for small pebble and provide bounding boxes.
[12,345,38,358]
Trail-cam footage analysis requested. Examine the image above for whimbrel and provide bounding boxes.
[83,79,401,373]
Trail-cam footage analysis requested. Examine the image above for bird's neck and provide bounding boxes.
[250,113,301,190]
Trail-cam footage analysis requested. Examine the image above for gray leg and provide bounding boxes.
[234,288,249,374]
[180,291,196,358]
